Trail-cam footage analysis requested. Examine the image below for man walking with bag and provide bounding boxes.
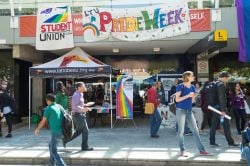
[147,82,162,138]
[63,82,93,151]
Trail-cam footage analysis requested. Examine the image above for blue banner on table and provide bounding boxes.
[116,75,133,119]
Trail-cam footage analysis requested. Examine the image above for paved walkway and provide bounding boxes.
[0,118,246,166]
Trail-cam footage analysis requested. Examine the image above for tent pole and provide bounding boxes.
[52,79,55,93]
[28,76,31,130]
[109,74,113,129]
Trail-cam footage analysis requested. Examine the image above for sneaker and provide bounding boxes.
[5,133,12,138]
[210,143,220,147]
[184,132,192,136]
[180,151,189,157]
[229,143,240,147]
[151,134,159,138]
[200,151,213,156]
[81,147,94,151]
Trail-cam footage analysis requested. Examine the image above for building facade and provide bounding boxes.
[0,0,245,119]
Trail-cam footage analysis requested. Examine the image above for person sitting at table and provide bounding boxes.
[95,84,104,105]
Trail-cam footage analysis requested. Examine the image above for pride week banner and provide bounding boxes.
[36,4,74,50]
[236,0,250,62]
[82,1,190,42]
[116,75,133,119]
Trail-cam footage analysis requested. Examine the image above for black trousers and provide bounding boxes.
[209,111,234,145]
[233,108,246,133]
[201,110,212,130]
[0,112,12,134]
[66,113,89,149]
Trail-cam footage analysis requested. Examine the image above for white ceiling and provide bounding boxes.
[50,38,239,56]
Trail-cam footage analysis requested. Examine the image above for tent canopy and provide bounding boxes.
[29,47,111,78]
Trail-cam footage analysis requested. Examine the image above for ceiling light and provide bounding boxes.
[112,48,119,53]
[153,47,160,52]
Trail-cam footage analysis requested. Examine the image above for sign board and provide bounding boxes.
[36,4,74,50]
[197,60,209,74]
[214,29,227,41]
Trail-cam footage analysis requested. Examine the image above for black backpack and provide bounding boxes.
[204,81,219,106]
[57,104,75,140]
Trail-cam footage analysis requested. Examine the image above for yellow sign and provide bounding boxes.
[214,30,227,41]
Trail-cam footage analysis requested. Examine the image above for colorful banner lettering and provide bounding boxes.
[116,75,133,119]
[36,5,74,50]
[82,1,190,42]
[190,9,211,32]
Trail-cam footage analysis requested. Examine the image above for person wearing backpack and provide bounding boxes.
[34,94,67,166]
[175,71,211,157]
[209,71,239,147]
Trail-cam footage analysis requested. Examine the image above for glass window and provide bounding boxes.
[203,0,215,8]
[220,0,234,7]
[188,1,198,9]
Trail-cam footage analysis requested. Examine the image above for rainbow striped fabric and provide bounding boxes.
[236,0,250,62]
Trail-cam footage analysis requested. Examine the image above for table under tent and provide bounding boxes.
[29,47,114,128]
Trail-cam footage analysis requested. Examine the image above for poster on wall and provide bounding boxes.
[190,9,211,32]
[116,75,133,119]
[82,0,190,42]
[158,74,182,103]
[36,4,74,50]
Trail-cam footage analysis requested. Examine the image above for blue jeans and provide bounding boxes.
[150,108,162,136]
[176,121,191,133]
[176,108,205,152]
[241,146,250,166]
[49,133,66,166]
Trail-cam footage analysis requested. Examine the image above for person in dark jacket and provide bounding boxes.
[0,80,13,138]
[200,81,212,130]
[209,71,239,147]
[241,120,250,166]
[230,83,246,135]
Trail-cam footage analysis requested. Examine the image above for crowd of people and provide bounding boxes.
[144,71,250,161]
[1,70,250,165]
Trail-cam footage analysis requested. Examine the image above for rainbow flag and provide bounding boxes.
[116,75,133,119]
[236,0,250,62]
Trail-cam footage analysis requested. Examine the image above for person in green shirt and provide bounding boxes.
[55,81,68,110]
[34,94,66,166]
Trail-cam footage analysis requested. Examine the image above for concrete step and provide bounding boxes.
[0,157,247,166]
